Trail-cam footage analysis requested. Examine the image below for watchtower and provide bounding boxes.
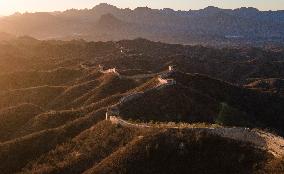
[167,79,177,85]
[169,65,177,72]
[105,106,120,120]
[98,65,104,72]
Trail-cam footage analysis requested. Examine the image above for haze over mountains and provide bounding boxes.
[1,3,284,173]
[0,3,284,46]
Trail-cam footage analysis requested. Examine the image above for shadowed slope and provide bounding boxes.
[84,129,269,174]
[11,109,86,139]
[116,71,284,134]
[168,72,284,132]
[120,83,218,122]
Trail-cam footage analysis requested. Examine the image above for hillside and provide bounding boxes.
[245,78,284,96]
[84,128,269,174]
[1,37,283,83]
[0,38,283,173]
[116,71,284,134]
[0,103,43,141]
[0,68,85,91]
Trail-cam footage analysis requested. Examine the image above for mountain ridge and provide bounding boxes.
[0,37,284,173]
[0,3,283,46]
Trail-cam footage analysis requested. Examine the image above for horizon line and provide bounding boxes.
[1,3,283,16]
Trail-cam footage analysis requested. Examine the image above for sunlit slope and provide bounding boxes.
[0,103,43,141]
[0,86,65,109]
[21,121,146,174]
[0,68,85,91]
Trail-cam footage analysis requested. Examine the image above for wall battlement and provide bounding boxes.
[106,116,284,158]
[98,65,119,75]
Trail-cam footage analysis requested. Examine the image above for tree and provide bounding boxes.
[216,102,251,127]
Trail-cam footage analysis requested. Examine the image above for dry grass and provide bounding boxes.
[0,38,283,174]
[0,108,106,174]
[0,68,84,91]
[0,85,66,109]
[0,103,43,141]
[11,109,86,139]
[21,121,146,174]
[85,129,269,174]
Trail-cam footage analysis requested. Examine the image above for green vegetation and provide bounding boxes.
[216,102,252,127]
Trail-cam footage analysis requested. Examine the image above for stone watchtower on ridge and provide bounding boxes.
[105,106,120,120]
[169,65,177,72]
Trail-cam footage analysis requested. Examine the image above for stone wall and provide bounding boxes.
[106,116,284,158]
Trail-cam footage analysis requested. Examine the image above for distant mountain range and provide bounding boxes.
[0,3,284,46]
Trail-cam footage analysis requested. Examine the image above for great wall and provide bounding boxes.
[101,65,284,158]
[105,65,177,119]
[106,116,284,158]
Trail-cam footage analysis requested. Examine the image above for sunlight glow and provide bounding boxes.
[0,0,283,16]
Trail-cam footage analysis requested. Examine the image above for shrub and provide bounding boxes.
[216,102,252,127]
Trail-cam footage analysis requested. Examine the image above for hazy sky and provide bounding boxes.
[0,0,283,16]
